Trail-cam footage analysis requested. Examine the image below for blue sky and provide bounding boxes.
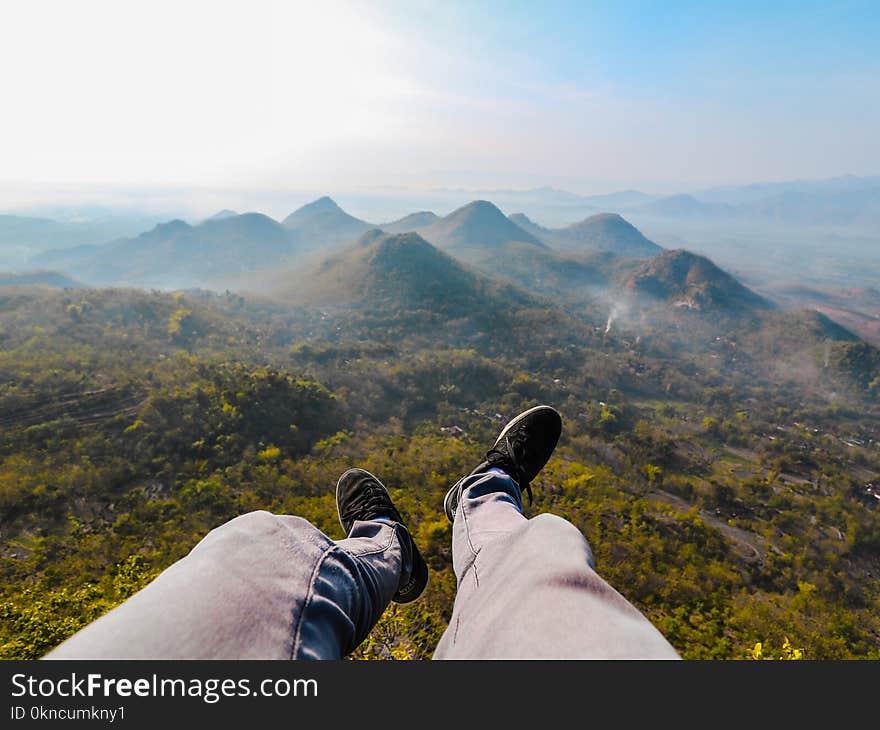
[1,0,878,210]
[371,0,880,189]
[394,1,880,89]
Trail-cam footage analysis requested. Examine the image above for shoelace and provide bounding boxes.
[341,486,398,525]
[485,434,534,504]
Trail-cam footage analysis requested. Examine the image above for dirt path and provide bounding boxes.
[0,386,147,429]
[647,489,778,562]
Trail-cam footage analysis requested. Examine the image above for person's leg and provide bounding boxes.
[47,469,428,659]
[434,470,679,658]
[45,511,405,659]
[434,407,680,659]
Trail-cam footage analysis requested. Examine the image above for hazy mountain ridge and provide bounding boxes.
[772,285,880,346]
[636,195,738,219]
[624,249,772,312]
[629,179,880,229]
[206,209,239,221]
[508,211,662,258]
[508,212,554,240]
[22,190,880,343]
[33,213,300,288]
[552,213,663,258]
[412,200,545,251]
[251,229,589,352]
[282,196,373,251]
[371,201,637,308]
[0,270,84,289]
[0,213,166,267]
[379,211,440,233]
[263,229,539,317]
[29,196,663,294]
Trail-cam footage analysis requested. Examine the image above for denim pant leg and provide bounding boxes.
[46,510,405,659]
[433,471,680,659]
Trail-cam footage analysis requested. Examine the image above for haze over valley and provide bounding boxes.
[5,174,879,345]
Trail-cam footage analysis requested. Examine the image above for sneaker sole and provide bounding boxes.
[443,405,561,521]
[493,404,560,449]
[394,547,429,603]
[443,480,460,522]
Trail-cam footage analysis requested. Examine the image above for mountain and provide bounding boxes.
[270,229,538,317]
[738,189,880,228]
[507,212,553,242]
[0,214,73,250]
[773,285,880,346]
[507,211,661,258]
[466,240,617,305]
[0,213,162,267]
[636,194,737,219]
[694,175,880,205]
[206,209,238,221]
[0,271,84,289]
[546,213,662,258]
[379,211,439,233]
[580,190,655,209]
[282,196,373,251]
[33,213,299,288]
[628,178,880,229]
[624,249,772,312]
[794,310,860,342]
[416,200,544,252]
[433,186,591,208]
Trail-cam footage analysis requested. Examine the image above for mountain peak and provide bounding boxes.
[418,199,544,250]
[551,212,661,257]
[379,211,439,234]
[452,200,516,223]
[584,212,626,223]
[354,227,389,248]
[507,212,553,244]
[201,211,281,234]
[277,231,479,310]
[281,196,372,249]
[367,230,438,259]
[461,199,501,212]
[312,195,342,209]
[509,212,536,226]
[291,196,343,216]
[207,209,238,221]
[150,219,192,236]
[625,248,771,312]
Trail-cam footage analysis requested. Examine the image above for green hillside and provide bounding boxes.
[0,272,878,660]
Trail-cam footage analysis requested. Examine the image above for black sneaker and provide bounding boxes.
[336,468,428,603]
[443,405,562,522]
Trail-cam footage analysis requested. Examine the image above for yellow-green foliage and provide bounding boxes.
[258,445,281,461]
[168,307,193,338]
[750,638,805,660]
[0,287,878,660]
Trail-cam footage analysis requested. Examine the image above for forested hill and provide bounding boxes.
[0,281,878,660]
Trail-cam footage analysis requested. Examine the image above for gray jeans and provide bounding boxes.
[47,470,679,659]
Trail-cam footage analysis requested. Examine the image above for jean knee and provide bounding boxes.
[529,513,595,568]
[197,510,330,553]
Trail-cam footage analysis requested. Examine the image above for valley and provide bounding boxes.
[1,198,878,659]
